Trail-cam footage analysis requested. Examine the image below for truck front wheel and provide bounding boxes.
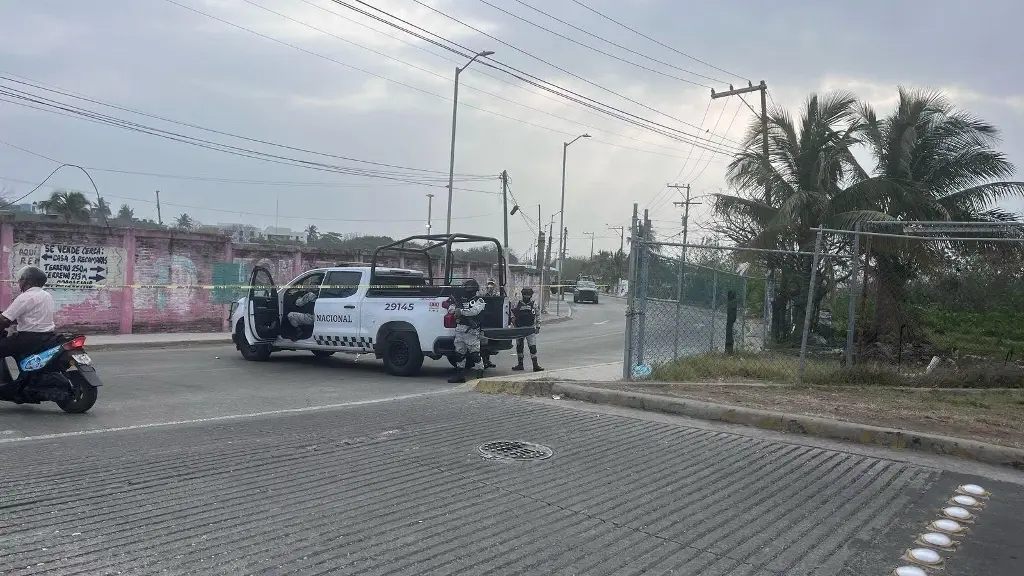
[381,331,424,377]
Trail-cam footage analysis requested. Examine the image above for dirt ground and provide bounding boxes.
[597,382,1024,450]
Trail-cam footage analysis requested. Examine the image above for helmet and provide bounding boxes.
[463,278,480,297]
[520,286,534,300]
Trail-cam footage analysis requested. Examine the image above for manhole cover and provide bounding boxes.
[478,441,553,461]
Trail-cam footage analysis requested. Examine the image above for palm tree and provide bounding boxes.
[92,197,112,221]
[37,190,92,223]
[305,224,319,243]
[712,91,866,341]
[115,204,135,223]
[853,88,1024,338]
[174,213,195,231]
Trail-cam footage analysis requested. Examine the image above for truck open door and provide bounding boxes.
[246,266,280,343]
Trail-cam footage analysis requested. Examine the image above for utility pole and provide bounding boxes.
[544,220,554,312]
[155,190,162,226]
[711,80,770,205]
[425,193,434,234]
[583,232,596,260]
[536,204,545,294]
[501,170,509,250]
[607,224,625,288]
[670,183,700,359]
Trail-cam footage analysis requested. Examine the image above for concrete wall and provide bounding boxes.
[0,220,499,334]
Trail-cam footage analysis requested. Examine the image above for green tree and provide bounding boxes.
[304,224,319,243]
[852,88,1024,338]
[92,197,112,221]
[37,189,93,223]
[115,204,135,223]
[712,91,865,341]
[174,213,195,231]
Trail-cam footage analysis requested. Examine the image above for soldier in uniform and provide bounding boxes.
[480,279,499,369]
[511,286,544,372]
[448,278,486,384]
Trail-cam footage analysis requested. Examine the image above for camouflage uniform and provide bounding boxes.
[449,279,486,383]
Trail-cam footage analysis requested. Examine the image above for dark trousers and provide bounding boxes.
[0,331,56,361]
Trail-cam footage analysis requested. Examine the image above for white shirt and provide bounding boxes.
[3,287,56,333]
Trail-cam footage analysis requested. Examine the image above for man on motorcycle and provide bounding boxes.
[0,266,56,360]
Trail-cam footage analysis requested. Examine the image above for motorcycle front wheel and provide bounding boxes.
[57,372,98,414]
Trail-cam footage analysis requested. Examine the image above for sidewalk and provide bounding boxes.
[88,332,232,351]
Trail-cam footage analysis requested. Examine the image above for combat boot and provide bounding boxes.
[512,357,525,371]
[448,370,466,384]
[532,358,544,372]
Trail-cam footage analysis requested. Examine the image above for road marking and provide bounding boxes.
[0,389,458,445]
[593,320,609,325]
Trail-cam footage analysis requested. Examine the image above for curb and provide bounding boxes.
[472,380,1024,470]
[88,338,233,352]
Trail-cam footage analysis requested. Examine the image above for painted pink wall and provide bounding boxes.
[0,221,499,334]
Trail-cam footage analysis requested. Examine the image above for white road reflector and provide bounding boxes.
[942,506,972,521]
[906,547,942,566]
[893,566,928,576]
[928,518,965,534]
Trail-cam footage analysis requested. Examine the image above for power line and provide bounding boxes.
[0,84,500,187]
[478,0,720,87]
[686,99,744,186]
[0,143,501,196]
[569,0,750,83]
[389,0,743,151]
[165,0,737,157]
[0,174,499,224]
[644,99,712,211]
[251,0,724,160]
[0,71,491,179]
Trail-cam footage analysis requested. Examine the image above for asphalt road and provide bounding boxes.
[2,297,1022,575]
[1,392,1022,575]
[0,297,626,438]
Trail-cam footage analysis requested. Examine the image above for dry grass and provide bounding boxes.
[649,352,1024,388]
[601,382,1024,449]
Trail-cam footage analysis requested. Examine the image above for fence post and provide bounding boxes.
[622,204,639,380]
[762,275,771,351]
[798,228,825,380]
[845,222,861,366]
[673,251,682,360]
[709,269,718,353]
[739,275,748,351]
[636,221,651,368]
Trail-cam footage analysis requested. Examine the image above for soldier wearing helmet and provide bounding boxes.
[479,278,499,369]
[510,286,543,372]
[448,278,486,383]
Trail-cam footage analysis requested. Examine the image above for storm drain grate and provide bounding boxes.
[478,441,553,461]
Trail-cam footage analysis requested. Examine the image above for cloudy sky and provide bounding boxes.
[1,0,1022,260]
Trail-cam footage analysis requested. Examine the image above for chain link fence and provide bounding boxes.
[625,219,1024,387]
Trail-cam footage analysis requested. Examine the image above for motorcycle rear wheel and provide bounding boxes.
[57,373,98,414]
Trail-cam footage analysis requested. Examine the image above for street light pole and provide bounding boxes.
[556,133,590,316]
[425,193,434,234]
[444,50,494,237]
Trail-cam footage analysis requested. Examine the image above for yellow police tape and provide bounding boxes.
[5,282,612,291]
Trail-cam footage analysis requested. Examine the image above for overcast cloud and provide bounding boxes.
[1,0,1022,259]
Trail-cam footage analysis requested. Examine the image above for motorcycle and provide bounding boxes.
[0,333,102,413]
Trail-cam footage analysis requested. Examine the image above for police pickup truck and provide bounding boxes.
[229,234,535,376]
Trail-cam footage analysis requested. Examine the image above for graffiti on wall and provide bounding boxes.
[12,243,125,289]
[133,255,199,313]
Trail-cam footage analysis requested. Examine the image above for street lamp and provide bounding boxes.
[444,50,495,236]
[556,133,590,315]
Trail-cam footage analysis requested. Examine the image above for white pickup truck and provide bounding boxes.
[229,234,536,376]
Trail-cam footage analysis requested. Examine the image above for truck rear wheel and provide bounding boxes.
[381,331,424,377]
